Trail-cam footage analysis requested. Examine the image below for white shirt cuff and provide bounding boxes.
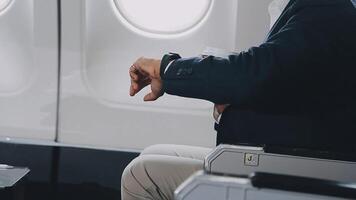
[164,60,175,74]
[213,106,222,124]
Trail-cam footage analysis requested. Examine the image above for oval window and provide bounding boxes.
[0,0,11,13]
[114,0,212,35]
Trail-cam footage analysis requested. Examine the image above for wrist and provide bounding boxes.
[153,59,162,79]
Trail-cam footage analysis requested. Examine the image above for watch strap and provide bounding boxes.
[160,53,181,78]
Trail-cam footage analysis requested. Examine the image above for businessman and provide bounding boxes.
[122,0,356,199]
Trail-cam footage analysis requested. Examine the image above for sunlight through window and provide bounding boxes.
[114,0,212,34]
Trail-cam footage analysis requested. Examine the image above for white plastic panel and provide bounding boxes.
[246,190,342,200]
[0,0,58,140]
[235,0,273,51]
[175,172,345,200]
[59,0,239,150]
[205,145,356,183]
[0,0,11,12]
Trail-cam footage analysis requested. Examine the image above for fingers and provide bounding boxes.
[129,57,162,100]
[129,81,138,96]
[130,79,150,96]
[133,57,161,79]
[215,104,230,114]
[135,78,151,96]
[130,65,151,96]
[134,57,150,74]
[129,65,139,96]
[129,58,153,96]
[143,92,159,101]
[129,70,138,82]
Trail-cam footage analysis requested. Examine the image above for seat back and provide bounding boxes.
[205,145,356,182]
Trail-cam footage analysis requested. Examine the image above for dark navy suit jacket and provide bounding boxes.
[161,0,356,152]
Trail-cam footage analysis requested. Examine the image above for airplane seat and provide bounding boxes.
[175,170,356,200]
[174,144,356,200]
[204,144,356,182]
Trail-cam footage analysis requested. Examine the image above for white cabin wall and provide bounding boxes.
[58,0,242,150]
[0,0,277,151]
[0,0,58,141]
[235,0,274,52]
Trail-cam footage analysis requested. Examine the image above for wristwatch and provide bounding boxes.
[160,53,181,78]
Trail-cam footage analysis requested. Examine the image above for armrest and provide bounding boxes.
[174,171,356,200]
[174,170,250,200]
[250,172,356,199]
[204,144,356,182]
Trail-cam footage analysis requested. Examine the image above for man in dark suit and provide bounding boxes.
[122,0,356,199]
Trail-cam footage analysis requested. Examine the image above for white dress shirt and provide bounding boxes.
[351,0,356,8]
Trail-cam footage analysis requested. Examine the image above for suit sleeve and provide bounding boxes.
[162,13,327,110]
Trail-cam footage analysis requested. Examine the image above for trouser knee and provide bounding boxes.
[121,156,167,200]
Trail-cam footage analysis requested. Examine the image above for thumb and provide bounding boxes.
[215,104,229,114]
[144,92,159,101]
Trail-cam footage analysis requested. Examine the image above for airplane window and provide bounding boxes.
[114,0,212,35]
[0,0,11,13]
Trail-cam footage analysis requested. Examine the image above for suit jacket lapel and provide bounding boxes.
[265,0,297,40]
[265,0,350,41]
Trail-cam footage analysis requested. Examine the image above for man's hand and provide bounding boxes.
[129,57,163,101]
[215,104,229,114]
[213,104,230,123]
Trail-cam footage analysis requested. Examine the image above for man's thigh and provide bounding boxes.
[140,144,212,160]
[122,154,205,200]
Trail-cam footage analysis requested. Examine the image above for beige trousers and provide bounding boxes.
[121,144,212,200]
